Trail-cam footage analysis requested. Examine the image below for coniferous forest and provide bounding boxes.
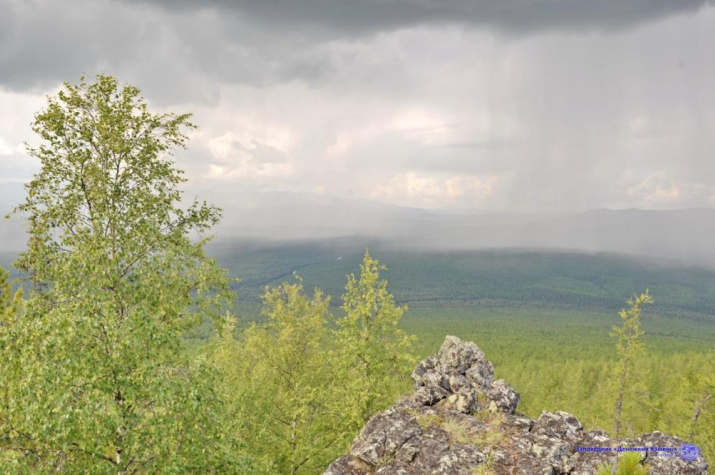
[1,76,713,473]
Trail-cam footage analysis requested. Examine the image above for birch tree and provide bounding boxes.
[0,75,249,473]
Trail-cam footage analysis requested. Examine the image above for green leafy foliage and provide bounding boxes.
[0,75,249,473]
[213,280,338,474]
[681,368,715,463]
[209,242,714,466]
[0,266,22,325]
[211,252,419,473]
[611,291,653,441]
[333,250,417,429]
[0,266,24,468]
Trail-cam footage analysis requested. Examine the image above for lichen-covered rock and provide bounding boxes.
[636,432,709,475]
[486,379,521,414]
[411,440,486,474]
[324,455,372,475]
[350,408,422,466]
[571,429,614,474]
[506,414,534,431]
[532,410,583,441]
[446,390,479,414]
[528,432,575,473]
[414,385,449,406]
[439,335,487,374]
[412,336,494,394]
[325,336,709,475]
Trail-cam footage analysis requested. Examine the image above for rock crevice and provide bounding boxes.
[326,336,709,475]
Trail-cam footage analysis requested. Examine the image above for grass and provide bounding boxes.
[471,411,506,448]
[597,452,649,475]
[415,413,443,429]
[441,418,481,445]
[411,407,505,448]
[472,452,497,475]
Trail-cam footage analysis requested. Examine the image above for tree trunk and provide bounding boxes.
[690,393,712,440]
[291,417,298,475]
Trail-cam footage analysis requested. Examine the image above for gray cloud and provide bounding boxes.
[125,0,713,36]
[0,0,355,103]
[0,1,141,91]
[1,0,712,96]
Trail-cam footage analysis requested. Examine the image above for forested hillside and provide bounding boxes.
[203,239,715,317]
[203,240,715,466]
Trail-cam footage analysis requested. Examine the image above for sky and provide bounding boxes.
[1,0,715,218]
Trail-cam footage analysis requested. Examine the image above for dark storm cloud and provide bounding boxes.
[125,0,712,36]
[1,0,711,96]
[0,0,341,99]
[0,0,143,91]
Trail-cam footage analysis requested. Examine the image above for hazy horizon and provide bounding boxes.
[4,182,715,269]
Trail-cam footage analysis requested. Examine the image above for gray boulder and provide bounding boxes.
[325,336,709,475]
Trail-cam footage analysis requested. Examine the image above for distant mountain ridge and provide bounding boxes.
[201,191,715,267]
[3,186,715,267]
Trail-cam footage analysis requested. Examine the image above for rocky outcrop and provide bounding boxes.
[326,336,709,475]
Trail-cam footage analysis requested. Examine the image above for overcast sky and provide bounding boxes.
[1,0,715,214]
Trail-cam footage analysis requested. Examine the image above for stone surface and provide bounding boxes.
[325,335,709,475]
[487,379,521,414]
